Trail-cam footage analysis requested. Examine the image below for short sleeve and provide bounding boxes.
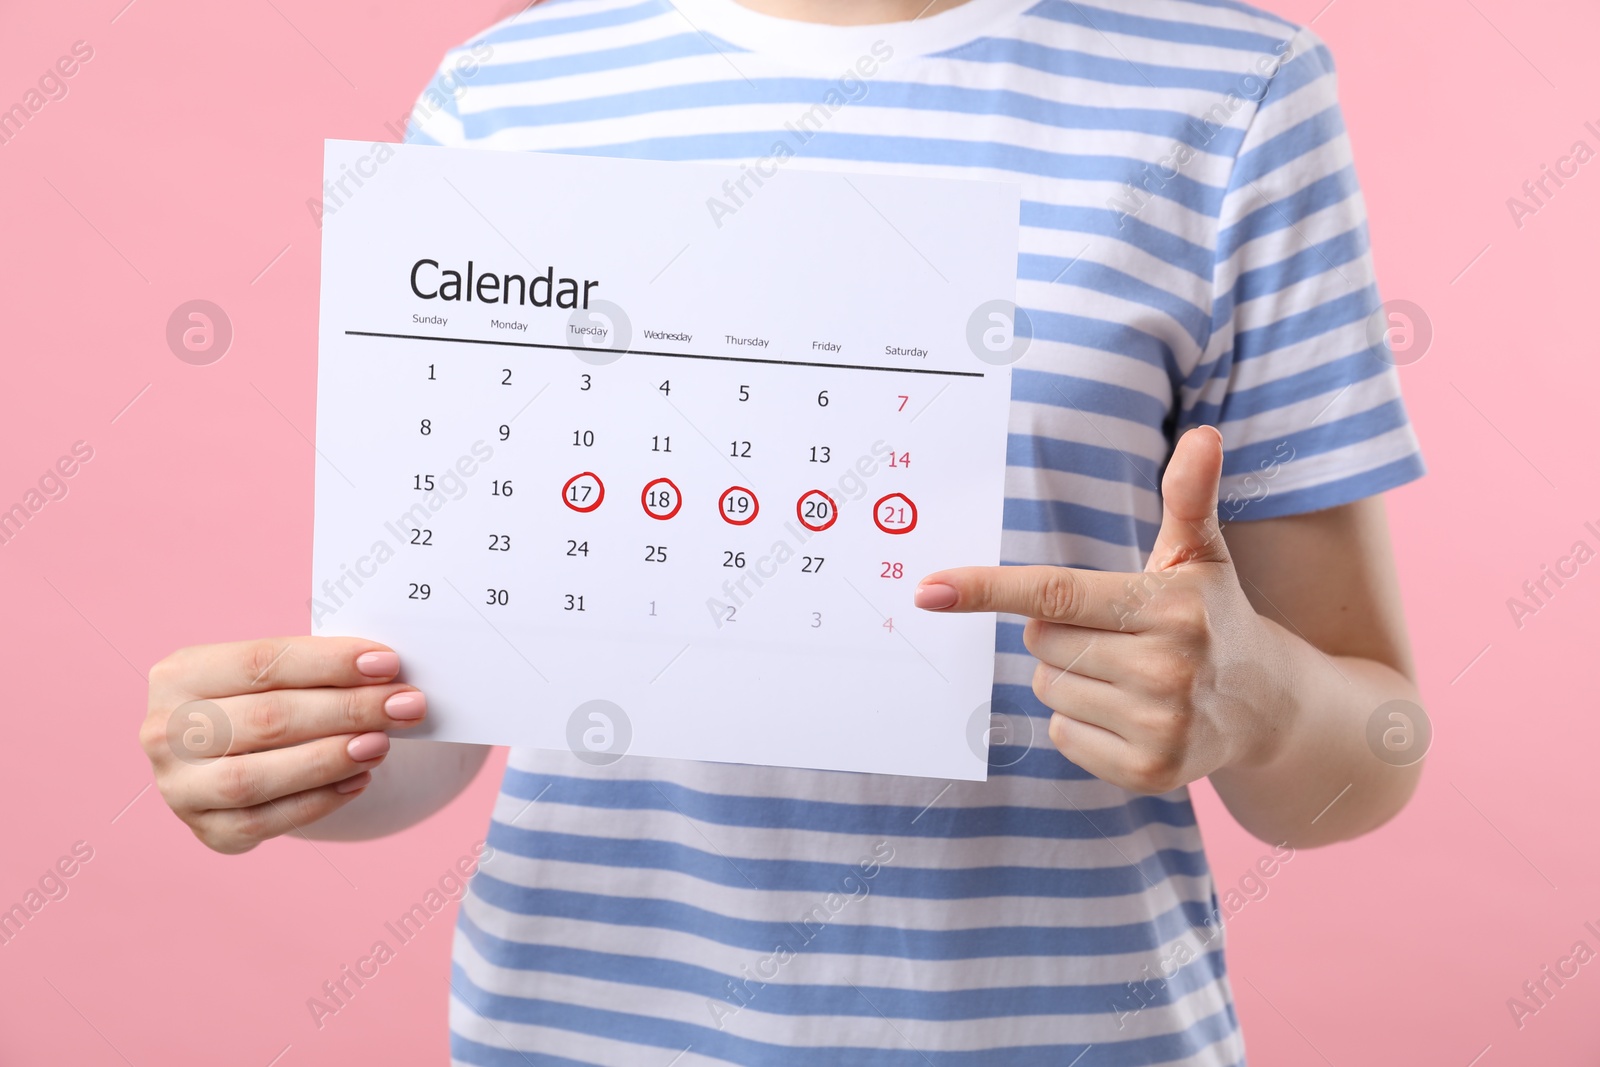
[1185,26,1425,522]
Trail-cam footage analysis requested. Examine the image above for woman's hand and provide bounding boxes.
[915,426,1295,794]
[139,636,428,853]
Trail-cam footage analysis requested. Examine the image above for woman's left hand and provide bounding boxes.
[914,427,1294,794]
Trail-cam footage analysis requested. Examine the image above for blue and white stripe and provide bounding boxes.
[405,1,1422,1062]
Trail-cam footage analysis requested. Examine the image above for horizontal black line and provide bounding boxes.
[344,330,985,378]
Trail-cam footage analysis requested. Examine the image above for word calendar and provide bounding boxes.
[312,140,1021,779]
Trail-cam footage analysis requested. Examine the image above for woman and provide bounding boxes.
[142,1,1427,1062]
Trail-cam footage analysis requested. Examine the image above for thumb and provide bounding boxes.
[1147,425,1230,570]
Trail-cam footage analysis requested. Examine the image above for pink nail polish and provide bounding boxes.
[355,651,399,678]
[336,771,372,794]
[914,583,958,610]
[384,691,427,721]
[346,732,390,762]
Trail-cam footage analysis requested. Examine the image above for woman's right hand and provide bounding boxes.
[139,636,428,854]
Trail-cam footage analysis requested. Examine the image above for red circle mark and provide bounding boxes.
[719,486,759,526]
[873,493,918,534]
[641,477,683,520]
[562,472,605,513]
[795,490,839,532]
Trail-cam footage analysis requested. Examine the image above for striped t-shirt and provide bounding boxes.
[404,1,1424,1063]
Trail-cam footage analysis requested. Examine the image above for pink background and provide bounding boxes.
[2,0,1596,1062]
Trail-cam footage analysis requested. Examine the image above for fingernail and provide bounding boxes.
[355,650,399,677]
[914,583,958,610]
[384,691,427,721]
[336,771,373,794]
[347,732,390,762]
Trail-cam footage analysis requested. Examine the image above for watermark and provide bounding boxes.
[0,841,95,947]
[1506,920,1600,1030]
[1111,842,1294,1029]
[966,299,1033,366]
[1107,569,1182,633]
[1505,519,1600,630]
[306,841,491,1029]
[307,39,495,228]
[1364,699,1431,767]
[1506,119,1600,230]
[1365,299,1432,367]
[1109,37,1297,229]
[309,442,494,627]
[0,40,95,149]
[1220,440,1295,522]
[967,699,1037,768]
[0,440,95,548]
[707,839,895,1029]
[381,39,494,144]
[566,700,631,765]
[567,299,632,364]
[166,700,232,765]
[704,440,894,626]
[705,41,895,228]
[166,299,233,365]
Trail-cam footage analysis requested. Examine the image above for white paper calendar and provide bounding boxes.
[310,139,1023,780]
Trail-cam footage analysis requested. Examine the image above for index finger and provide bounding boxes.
[914,566,1152,632]
[157,636,402,699]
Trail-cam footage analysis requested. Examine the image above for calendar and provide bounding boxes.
[311,140,1022,780]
